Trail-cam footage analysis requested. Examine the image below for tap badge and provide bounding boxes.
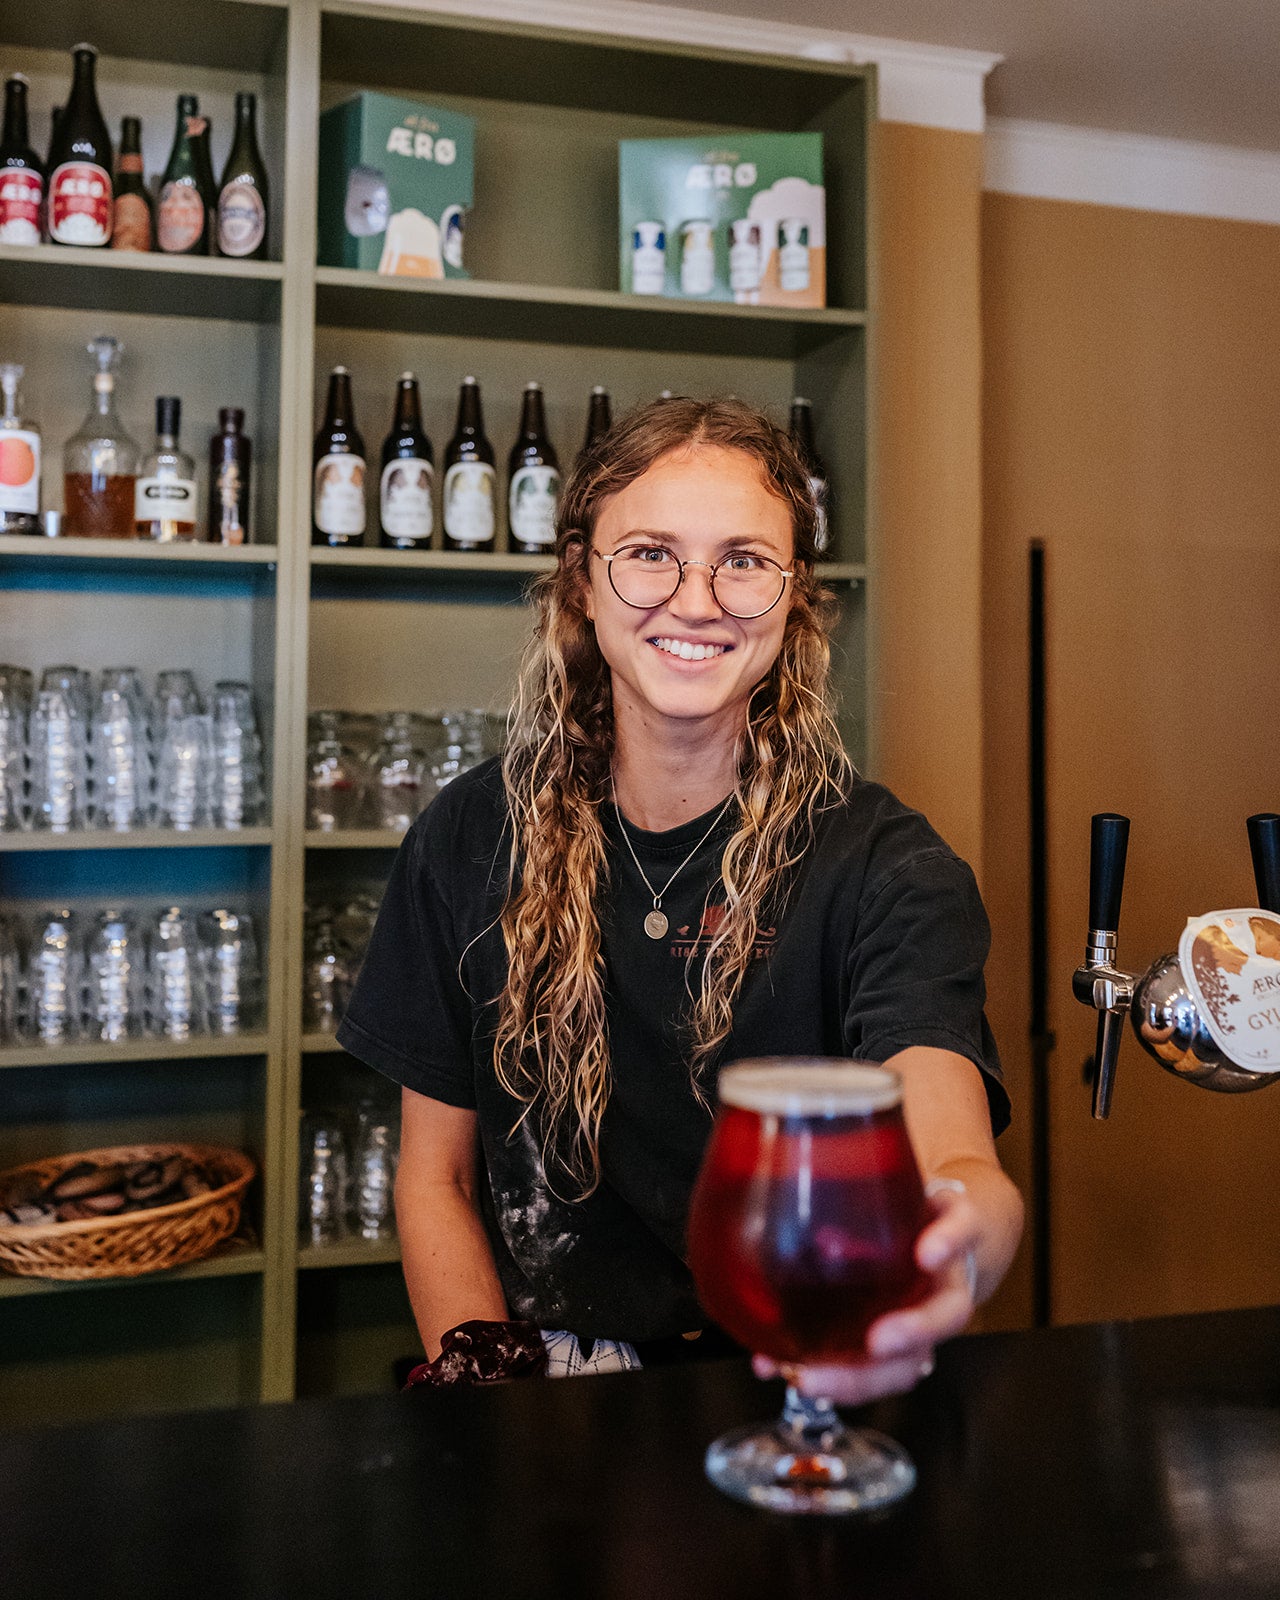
[1179,909,1280,1071]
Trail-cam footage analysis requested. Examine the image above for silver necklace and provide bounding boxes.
[611,781,734,941]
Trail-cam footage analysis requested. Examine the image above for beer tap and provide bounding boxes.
[1073,812,1280,1118]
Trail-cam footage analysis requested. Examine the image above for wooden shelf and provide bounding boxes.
[1,827,273,852]
[0,1240,267,1299]
[0,244,284,323]
[297,1236,401,1270]
[0,535,278,570]
[305,828,404,850]
[0,1035,271,1071]
[314,268,864,359]
[301,1033,346,1054]
[310,545,553,576]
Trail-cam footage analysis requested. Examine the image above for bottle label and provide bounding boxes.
[509,464,560,548]
[135,475,197,523]
[49,162,112,247]
[0,428,40,514]
[1178,909,1280,1073]
[111,192,152,252]
[809,475,829,553]
[0,169,43,247]
[380,458,434,544]
[314,453,367,537]
[217,182,266,257]
[442,462,496,546]
[158,179,206,253]
[214,459,247,544]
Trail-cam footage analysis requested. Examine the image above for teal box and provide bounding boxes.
[619,133,825,307]
[318,92,474,278]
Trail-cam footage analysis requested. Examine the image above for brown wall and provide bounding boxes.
[982,191,1280,1324]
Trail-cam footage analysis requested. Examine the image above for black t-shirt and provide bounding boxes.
[338,757,1009,1344]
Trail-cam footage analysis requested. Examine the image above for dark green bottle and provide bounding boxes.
[157,94,212,255]
[216,92,268,259]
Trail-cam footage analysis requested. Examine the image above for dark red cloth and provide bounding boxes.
[402,1319,548,1390]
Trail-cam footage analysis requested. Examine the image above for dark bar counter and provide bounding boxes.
[5,1305,1280,1599]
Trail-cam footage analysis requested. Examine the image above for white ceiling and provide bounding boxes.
[637,0,1280,152]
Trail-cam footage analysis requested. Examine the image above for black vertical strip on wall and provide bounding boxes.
[1029,541,1053,1326]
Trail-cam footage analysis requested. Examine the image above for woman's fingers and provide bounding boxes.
[753,1350,937,1407]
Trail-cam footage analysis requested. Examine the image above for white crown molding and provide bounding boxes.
[985,118,1280,227]
[353,0,1001,133]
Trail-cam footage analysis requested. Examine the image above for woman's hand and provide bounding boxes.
[751,1184,981,1406]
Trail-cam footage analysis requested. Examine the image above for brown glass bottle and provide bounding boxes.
[0,74,44,248]
[379,374,433,550]
[312,367,366,547]
[216,92,268,259]
[507,382,560,554]
[579,385,612,460]
[789,396,830,556]
[157,95,212,256]
[441,376,496,552]
[110,116,153,252]
[47,44,113,248]
[209,407,251,544]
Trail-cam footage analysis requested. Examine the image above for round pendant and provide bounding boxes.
[644,909,669,941]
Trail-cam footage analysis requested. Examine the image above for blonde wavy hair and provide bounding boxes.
[495,397,852,1195]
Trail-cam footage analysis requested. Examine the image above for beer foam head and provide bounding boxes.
[718,1058,901,1115]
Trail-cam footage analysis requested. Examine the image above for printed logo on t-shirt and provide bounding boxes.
[670,902,776,961]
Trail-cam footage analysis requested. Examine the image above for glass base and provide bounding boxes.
[705,1387,917,1515]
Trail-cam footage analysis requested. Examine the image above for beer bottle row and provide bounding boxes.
[313,373,611,554]
[0,46,268,258]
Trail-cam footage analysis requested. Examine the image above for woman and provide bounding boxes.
[338,397,1023,1399]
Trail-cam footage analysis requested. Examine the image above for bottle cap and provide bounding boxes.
[399,372,415,382]
[591,385,607,395]
[524,381,541,392]
[218,407,245,429]
[156,395,181,436]
[8,72,29,88]
[71,43,99,57]
[332,365,349,375]
[462,375,477,385]
[792,396,812,408]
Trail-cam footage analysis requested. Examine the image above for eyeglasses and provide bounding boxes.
[594,545,793,620]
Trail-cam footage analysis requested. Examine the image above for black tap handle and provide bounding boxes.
[1089,813,1130,934]
[1248,814,1280,915]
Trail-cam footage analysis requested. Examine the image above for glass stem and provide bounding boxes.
[781,1385,845,1450]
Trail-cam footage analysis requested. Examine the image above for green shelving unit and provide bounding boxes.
[0,0,875,1424]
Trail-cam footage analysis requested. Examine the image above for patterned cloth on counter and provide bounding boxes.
[541,1329,642,1377]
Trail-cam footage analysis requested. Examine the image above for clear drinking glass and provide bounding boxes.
[28,908,82,1044]
[0,912,20,1044]
[29,685,89,832]
[146,905,203,1039]
[351,1096,400,1239]
[150,668,201,743]
[199,906,261,1035]
[90,678,150,831]
[301,909,350,1032]
[365,711,428,831]
[300,1112,349,1244]
[306,711,364,832]
[153,712,214,830]
[84,909,144,1042]
[0,663,32,831]
[687,1060,934,1515]
[209,681,265,830]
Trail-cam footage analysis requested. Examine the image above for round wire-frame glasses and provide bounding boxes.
[593,546,794,620]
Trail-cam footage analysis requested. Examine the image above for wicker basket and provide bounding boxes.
[0,1143,256,1281]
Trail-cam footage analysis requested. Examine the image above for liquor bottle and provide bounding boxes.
[136,396,198,541]
[0,363,41,533]
[507,382,560,554]
[312,366,366,547]
[157,95,213,256]
[46,45,113,249]
[579,385,612,460]
[216,92,268,260]
[110,116,153,252]
[209,408,251,544]
[789,396,830,555]
[379,373,433,550]
[441,376,496,553]
[63,336,139,538]
[0,74,44,247]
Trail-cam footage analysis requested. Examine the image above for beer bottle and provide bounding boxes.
[216,92,268,260]
[136,396,198,542]
[110,116,153,252]
[580,385,612,460]
[441,376,496,553]
[312,366,366,547]
[157,95,212,256]
[0,75,44,248]
[789,396,830,555]
[209,408,251,545]
[47,45,113,249]
[507,382,560,555]
[379,373,434,550]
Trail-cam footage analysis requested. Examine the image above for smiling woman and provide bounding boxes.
[337,396,1024,1397]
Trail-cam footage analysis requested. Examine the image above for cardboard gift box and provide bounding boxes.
[318,91,474,278]
[618,132,825,308]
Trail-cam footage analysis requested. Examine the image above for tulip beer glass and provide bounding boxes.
[688,1059,932,1514]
